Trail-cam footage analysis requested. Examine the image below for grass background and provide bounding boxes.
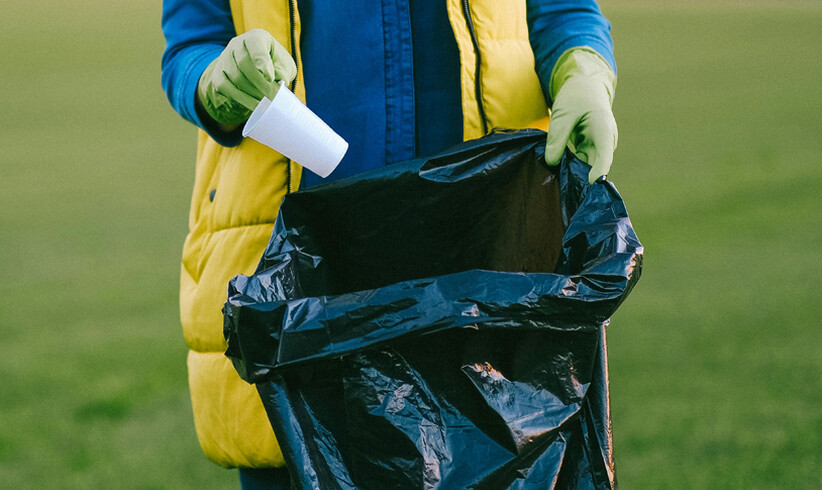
[0,0,820,488]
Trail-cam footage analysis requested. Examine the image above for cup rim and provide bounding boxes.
[242,96,274,138]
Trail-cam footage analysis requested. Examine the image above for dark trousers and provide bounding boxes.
[239,467,292,490]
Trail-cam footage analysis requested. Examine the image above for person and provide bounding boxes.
[161,1,617,487]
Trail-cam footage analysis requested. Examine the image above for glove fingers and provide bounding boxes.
[586,146,613,184]
[580,110,618,183]
[270,41,298,87]
[236,37,279,98]
[237,34,296,100]
[217,68,260,111]
[544,108,578,166]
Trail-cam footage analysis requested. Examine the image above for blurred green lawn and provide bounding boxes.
[0,0,820,488]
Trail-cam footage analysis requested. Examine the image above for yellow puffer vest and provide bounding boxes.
[181,0,550,468]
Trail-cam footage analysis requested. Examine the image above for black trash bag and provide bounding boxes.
[224,129,643,489]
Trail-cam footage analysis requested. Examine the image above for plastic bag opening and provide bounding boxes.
[257,131,565,300]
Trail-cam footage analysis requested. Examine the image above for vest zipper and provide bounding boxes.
[461,0,488,135]
[286,0,299,194]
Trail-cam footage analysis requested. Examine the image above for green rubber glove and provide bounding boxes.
[197,29,297,127]
[545,48,617,184]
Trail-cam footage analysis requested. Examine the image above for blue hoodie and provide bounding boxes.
[161,0,615,188]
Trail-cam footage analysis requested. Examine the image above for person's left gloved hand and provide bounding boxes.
[544,48,617,184]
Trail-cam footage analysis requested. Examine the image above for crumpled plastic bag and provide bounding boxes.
[224,129,643,489]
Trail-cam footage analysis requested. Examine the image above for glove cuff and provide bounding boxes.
[549,48,617,106]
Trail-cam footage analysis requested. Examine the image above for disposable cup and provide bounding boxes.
[243,82,348,178]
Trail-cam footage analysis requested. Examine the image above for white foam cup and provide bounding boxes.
[243,82,348,178]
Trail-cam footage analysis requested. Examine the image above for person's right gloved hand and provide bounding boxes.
[197,29,297,127]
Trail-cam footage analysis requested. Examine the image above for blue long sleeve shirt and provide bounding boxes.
[161,0,615,188]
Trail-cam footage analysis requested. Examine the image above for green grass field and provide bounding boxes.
[1,1,820,488]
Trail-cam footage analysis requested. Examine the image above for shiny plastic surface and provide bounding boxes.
[224,130,643,489]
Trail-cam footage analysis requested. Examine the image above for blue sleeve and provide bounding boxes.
[161,0,243,146]
[526,0,616,106]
